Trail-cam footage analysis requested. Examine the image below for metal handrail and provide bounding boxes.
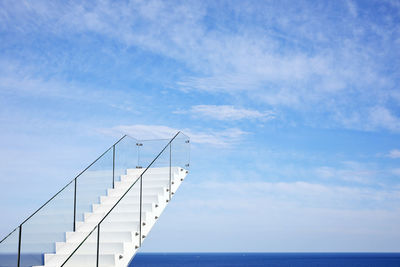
[0,227,18,246]
[60,131,184,266]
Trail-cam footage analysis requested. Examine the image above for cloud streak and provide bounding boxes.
[388,149,400,159]
[1,0,400,132]
[193,180,400,210]
[175,105,275,121]
[103,124,248,147]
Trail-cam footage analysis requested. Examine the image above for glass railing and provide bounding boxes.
[0,132,190,267]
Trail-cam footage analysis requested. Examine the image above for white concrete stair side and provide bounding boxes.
[33,167,188,267]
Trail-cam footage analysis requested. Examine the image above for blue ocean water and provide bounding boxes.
[129,253,400,267]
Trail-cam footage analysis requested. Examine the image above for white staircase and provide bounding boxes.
[33,166,188,267]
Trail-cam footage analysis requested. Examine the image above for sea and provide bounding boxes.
[129,253,400,267]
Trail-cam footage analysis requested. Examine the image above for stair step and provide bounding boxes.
[45,253,117,266]
[56,241,126,254]
[114,179,170,189]
[76,221,140,232]
[121,173,178,182]
[106,186,166,197]
[122,170,178,176]
[66,231,135,243]
[83,211,151,223]
[92,202,154,213]
[100,194,164,206]
[126,166,172,175]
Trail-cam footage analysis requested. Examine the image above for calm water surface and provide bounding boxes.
[129,253,400,267]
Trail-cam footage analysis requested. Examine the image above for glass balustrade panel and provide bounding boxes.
[114,136,139,186]
[138,139,169,169]
[0,133,189,267]
[62,227,98,267]
[0,228,19,267]
[76,148,113,224]
[171,133,190,171]
[19,182,74,267]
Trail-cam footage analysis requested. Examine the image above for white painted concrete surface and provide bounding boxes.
[33,167,188,267]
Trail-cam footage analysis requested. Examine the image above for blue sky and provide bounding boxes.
[0,0,400,252]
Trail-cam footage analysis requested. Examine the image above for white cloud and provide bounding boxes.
[0,61,140,114]
[315,162,377,184]
[335,106,400,133]
[194,180,400,209]
[388,149,400,159]
[103,124,248,147]
[106,125,178,140]
[1,0,400,133]
[176,105,275,121]
[368,106,400,132]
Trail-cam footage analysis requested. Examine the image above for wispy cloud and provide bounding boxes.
[368,106,400,132]
[1,0,400,252]
[175,105,275,121]
[0,61,140,114]
[1,1,400,132]
[103,124,248,147]
[315,162,378,184]
[387,149,400,159]
[334,106,400,133]
[194,180,400,210]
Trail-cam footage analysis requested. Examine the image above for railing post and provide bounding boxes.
[186,139,190,169]
[139,175,143,246]
[17,225,21,267]
[169,143,172,201]
[96,224,100,267]
[136,142,141,169]
[73,178,77,232]
[112,145,115,189]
